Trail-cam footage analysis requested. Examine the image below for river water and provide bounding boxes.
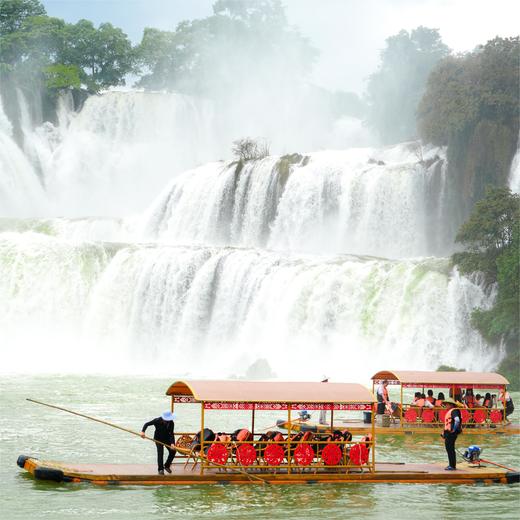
[1,375,519,520]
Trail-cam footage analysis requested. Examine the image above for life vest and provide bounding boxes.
[435,399,443,407]
[426,396,435,405]
[444,408,462,433]
[465,396,476,408]
[483,398,492,408]
[235,429,252,442]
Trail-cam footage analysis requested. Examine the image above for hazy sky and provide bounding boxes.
[41,0,520,94]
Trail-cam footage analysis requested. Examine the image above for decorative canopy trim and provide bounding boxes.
[371,370,509,387]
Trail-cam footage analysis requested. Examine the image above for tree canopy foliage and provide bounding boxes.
[452,187,520,387]
[418,37,520,146]
[365,26,449,144]
[135,0,316,97]
[0,0,134,93]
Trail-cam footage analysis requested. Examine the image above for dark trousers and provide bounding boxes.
[444,432,458,468]
[156,442,176,471]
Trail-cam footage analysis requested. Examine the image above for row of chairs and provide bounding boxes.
[403,407,503,424]
[177,428,371,471]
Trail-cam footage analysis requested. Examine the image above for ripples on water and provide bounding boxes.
[1,376,519,519]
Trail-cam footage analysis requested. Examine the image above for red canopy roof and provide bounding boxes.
[166,380,375,404]
[371,370,509,387]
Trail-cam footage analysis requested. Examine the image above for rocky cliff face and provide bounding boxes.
[446,118,519,228]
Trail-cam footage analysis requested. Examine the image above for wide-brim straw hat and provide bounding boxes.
[162,411,176,421]
[442,398,458,406]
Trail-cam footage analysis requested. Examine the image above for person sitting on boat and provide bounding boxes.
[499,388,515,419]
[464,388,476,408]
[426,390,435,405]
[411,392,433,408]
[475,394,484,406]
[441,398,462,471]
[483,393,493,408]
[141,411,176,475]
[376,380,390,415]
[435,392,445,407]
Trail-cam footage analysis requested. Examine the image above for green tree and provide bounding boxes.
[366,26,449,144]
[0,0,44,35]
[136,0,316,96]
[452,187,520,387]
[418,37,520,146]
[60,20,134,92]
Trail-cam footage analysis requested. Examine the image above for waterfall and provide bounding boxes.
[509,133,520,193]
[0,88,499,378]
[10,90,218,216]
[143,144,450,258]
[0,95,48,216]
[0,233,498,378]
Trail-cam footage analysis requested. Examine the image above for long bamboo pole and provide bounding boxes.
[26,398,268,484]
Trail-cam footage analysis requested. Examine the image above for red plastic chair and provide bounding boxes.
[236,444,257,466]
[321,444,342,466]
[264,444,285,466]
[293,444,314,466]
[421,409,435,423]
[490,409,503,424]
[404,408,417,422]
[349,443,369,465]
[460,409,471,424]
[473,408,487,424]
[207,443,229,465]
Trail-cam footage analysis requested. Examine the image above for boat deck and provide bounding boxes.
[277,419,520,436]
[18,456,519,486]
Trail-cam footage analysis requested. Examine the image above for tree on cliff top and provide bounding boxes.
[452,187,520,387]
[417,36,520,146]
[365,26,449,144]
[135,0,317,96]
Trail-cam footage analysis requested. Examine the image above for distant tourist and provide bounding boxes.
[499,388,515,418]
[441,398,462,471]
[483,393,493,408]
[475,394,484,406]
[376,380,390,415]
[435,392,445,407]
[141,411,176,475]
[426,390,435,405]
[319,377,329,425]
[411,392,433,408]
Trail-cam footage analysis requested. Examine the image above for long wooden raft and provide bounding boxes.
[18,456,520,486]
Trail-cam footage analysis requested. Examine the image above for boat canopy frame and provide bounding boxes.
[370,370,510,430]
[166,380,377,475]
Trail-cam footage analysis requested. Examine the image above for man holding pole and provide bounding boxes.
[141,411,176,474]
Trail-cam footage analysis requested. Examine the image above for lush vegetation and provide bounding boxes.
[366,26,449,144]
[417,37,519,211]
[452,188,520,388]
[1,0,134,93]
[135,0,316,97]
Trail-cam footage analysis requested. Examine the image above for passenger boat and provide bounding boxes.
[278,371,519,436]
[18,380,519,485]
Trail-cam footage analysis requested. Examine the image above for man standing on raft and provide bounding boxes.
[441,398,462,470]
[141,411,176,474]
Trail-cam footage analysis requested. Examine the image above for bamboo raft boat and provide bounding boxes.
[17,456,520,485]
[279,371,519,436]
[18,380,519,486]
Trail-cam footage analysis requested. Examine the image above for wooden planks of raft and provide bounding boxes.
[19,457,520,486]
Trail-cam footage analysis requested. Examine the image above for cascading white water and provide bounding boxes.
[143,144,449,258]
[0,95,48,216]
[0,233,498,379]
[509,133,520,193]
[14,90,218,216]
[0,88,500,378]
